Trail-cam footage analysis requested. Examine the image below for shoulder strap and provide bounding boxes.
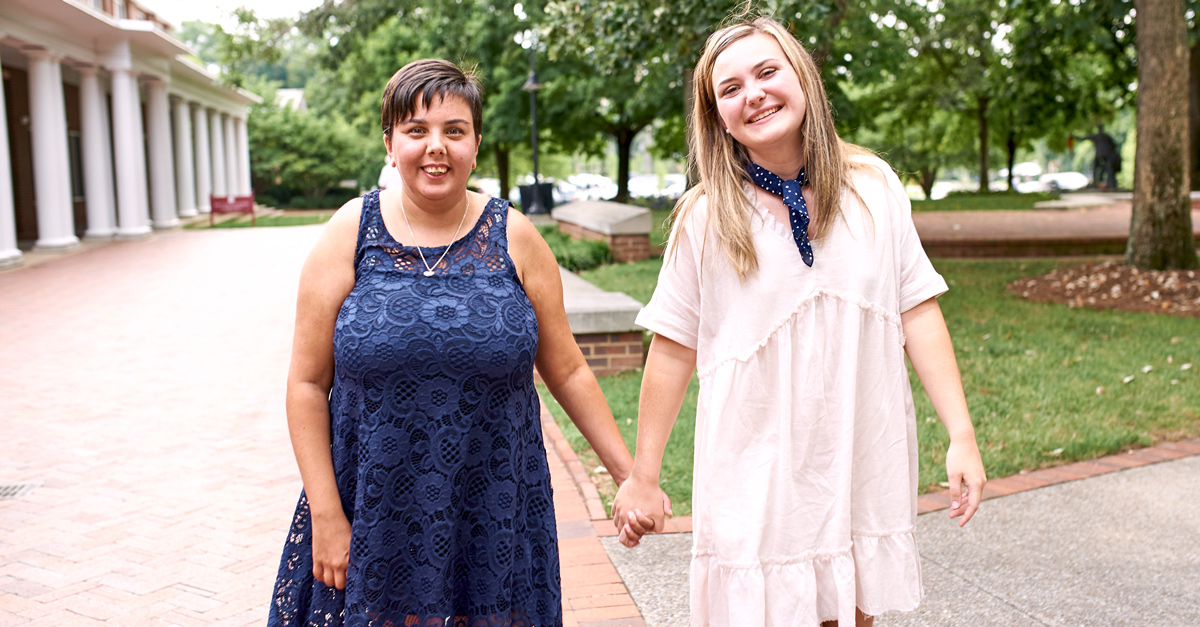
[354,189,382,267]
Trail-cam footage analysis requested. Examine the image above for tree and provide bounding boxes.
[1127,0,1198,269]
[247,83,370,200]
[298,0,603,202]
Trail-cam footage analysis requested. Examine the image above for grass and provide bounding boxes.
[911,191,1060,212]
[186,212,334,229]
[539,372,699,516]
[543,257,1200,515]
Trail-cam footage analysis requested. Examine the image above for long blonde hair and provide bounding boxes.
[674,16,870,279]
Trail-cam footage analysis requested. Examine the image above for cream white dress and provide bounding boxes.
[636,155,947,626]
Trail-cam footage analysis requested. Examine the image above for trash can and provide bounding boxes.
[518,183,554,214]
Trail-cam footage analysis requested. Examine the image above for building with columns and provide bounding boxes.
[1,0,259,269]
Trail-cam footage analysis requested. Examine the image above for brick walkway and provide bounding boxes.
[0,227,643,626]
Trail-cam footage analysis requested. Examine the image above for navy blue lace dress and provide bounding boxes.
[268,191,561,627]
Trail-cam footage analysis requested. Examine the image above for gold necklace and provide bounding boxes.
[398,192,470,277]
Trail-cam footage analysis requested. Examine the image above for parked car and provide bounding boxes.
[1037,172,1089,193]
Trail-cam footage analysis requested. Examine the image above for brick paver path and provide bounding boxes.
[0,228,642,626]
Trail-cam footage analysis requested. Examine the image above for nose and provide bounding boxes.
[427,131,446,155]
[746,81,765,106]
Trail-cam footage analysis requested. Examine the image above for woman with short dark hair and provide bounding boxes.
[266,58,655,627]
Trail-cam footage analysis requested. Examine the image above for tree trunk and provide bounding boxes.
[1189,37,1199,191]
[495,145,510,203]
[1127,0,1198,270]
[615,127,635,204]
[920,166,938,200]
[1006,128,1017,192]
[977,95,990,193]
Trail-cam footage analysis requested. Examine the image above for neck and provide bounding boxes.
[747,138,806,180]
[399,189,468,229]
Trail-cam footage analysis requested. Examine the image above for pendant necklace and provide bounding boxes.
[398,192,470,277]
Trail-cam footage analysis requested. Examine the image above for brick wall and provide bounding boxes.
[575,332,645,377]
[555,221,652,263]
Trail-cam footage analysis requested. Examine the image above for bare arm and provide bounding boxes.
[286,198,362,588]
[901,297,987,526]
[507,210,635,486]
[611,333,696,545]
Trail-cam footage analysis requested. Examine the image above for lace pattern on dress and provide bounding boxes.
[268,192,561,627]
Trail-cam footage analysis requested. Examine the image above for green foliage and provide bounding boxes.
[537,225,613,271]
[247,89,374,199]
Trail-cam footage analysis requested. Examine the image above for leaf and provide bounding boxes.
[1122,375,1135,383]
[1044,448,1064,457]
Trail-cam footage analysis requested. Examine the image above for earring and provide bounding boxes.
[725,128,731,135]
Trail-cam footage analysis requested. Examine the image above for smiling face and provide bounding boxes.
[711,33,807,164]
[384,93,481,206]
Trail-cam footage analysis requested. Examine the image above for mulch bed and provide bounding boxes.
[1008,261,1200,317]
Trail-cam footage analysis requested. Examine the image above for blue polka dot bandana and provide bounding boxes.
[747,162,813,266]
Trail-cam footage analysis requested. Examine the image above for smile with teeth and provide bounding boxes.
[749,106,781,123]
[423,165,448,175]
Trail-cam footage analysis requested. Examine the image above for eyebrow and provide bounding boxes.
[715,59,777,89]
[401,118,471,126]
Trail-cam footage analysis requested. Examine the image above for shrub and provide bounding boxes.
[537,225,612,272]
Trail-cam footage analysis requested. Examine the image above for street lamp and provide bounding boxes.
[522,44,546,214]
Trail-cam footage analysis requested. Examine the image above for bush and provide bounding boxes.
[536,225,612,272]
[623,195,679,212]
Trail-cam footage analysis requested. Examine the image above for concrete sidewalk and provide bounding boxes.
[600,444,1200,627]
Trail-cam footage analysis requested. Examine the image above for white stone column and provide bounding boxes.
[27,51,79,251]
[108,41,151,237]
[145,79,178,229]
[209,109,227,197]
[223,114,238,197]
[0,52,24,268]
[172,98,197,218]
[79,67,116,238]
[235,116,252,196]
[192,105,211,213]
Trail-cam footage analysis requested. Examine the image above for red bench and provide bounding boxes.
[210,194,256,226]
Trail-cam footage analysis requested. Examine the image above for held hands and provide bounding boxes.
[311,510,352,589]
[611,474,672,548]
[946,437,987,527]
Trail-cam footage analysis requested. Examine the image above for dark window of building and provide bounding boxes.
[68,131,85,202]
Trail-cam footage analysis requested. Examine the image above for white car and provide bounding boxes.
[1037,172,1089,193]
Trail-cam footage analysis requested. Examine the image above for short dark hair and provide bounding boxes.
[381,59,483,139]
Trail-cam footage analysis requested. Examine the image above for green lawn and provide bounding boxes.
[543,257,1200,515]
[911,191,1059,212]
[186,212,334,229]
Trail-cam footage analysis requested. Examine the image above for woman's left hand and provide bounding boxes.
[945,437,986,527]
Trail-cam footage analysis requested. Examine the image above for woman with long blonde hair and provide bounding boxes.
[612,16,987,627]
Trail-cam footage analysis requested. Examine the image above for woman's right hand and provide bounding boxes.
[612,474,668,548]
[311,511,352,590]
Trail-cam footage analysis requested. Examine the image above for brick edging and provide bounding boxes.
[916,438,1200,514]
[539,397,647,627]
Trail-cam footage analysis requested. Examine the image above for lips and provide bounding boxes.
[748,106,781,124]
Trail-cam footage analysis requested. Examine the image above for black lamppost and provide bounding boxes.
[522,42,546,214]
